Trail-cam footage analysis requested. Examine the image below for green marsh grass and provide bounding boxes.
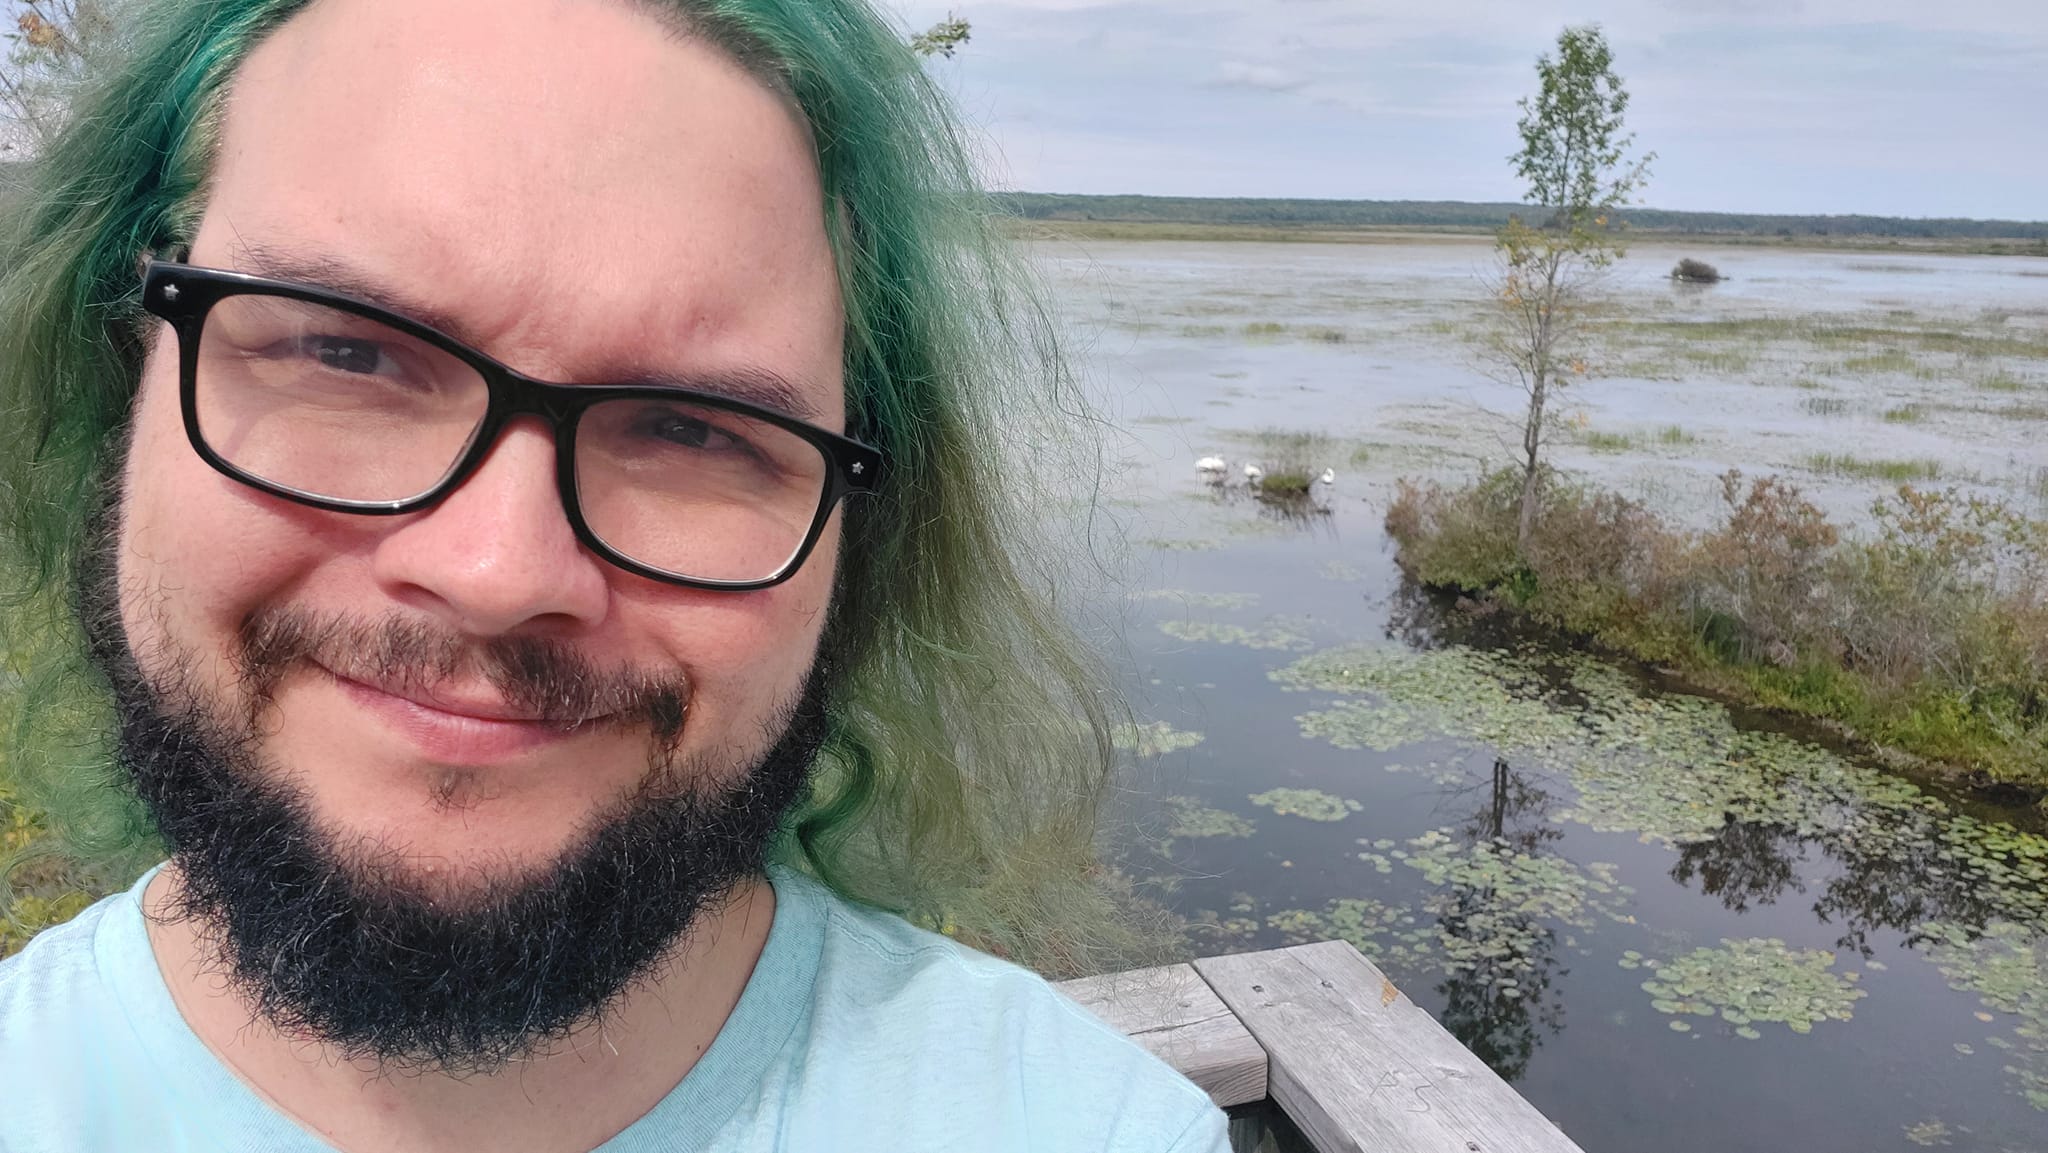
[1882,404,1927,424]
[1803,454,1943,483]
[1842,351,1923,377]
[1584,431,1637,453]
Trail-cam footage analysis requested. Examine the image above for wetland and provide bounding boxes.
[1068,236,2048,1153]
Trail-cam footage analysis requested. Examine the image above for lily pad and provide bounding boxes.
[1132,589,1261,611]
[1160,619,1313,651]
[1161,796,1254,840]
[1249,788,1362,822]
[1634,938,1866,1036]
[1112,721,1205,758]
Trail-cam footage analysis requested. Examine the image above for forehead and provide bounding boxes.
[194,0,844,420]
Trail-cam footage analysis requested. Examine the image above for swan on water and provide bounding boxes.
[1318,468,1336,485]
[1195,455,1227,473]
[1243,463,1265,483]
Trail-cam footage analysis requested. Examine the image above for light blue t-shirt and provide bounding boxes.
[0,866,1230,1152]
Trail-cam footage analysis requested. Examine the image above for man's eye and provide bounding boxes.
[299,336,397,377]
[649,415,745,453]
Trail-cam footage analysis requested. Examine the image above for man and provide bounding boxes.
[0,1,1229,1149]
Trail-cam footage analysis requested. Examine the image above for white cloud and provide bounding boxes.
[1214,61,1304,91]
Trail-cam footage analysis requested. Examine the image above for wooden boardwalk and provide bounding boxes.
[1056,941,1585,1153]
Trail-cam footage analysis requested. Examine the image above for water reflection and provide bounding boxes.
[1669,817,1805,916]
[1433,758,1567,1082]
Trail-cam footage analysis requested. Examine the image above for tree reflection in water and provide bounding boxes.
[1431,757,1567,1083]
[1669,816,1805,915]
[1386,573,2035,952]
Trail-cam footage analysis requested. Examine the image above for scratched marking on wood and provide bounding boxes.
[1056,961,1268,1107]
[1193,942,1586,1153]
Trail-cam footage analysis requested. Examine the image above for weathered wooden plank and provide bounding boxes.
[1192,942,1585,1153]
[1056,961,1268,1107]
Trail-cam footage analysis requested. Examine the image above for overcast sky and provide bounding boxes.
[891,0,2046,220]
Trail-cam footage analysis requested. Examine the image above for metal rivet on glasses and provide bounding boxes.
[851,462,864,476]
[161,284,180,302]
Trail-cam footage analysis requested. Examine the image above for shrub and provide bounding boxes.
[1690,473,1840,665]
[1671,258,1723,284]
[1244,430,1333,501]
[1385,467,2048,792]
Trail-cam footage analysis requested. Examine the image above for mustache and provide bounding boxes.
[236,608,687,742]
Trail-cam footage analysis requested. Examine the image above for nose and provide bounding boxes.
[370,418,611,636]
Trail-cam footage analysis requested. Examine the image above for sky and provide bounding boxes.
[889,0,2048,220]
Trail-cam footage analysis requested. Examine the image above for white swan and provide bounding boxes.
[1318,468,1336,485]
[1195,455,1227,473]
[1243,463,1265,483]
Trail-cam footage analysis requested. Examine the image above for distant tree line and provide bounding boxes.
[995,192,2048,242]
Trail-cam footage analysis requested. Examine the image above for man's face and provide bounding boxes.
[119,0,845,897]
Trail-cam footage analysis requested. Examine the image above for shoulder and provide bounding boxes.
[0,894,168,1148]
[784,874,1228,1152]
[0,894,121,1032]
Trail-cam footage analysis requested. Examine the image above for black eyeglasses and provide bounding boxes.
[140,258,881,591]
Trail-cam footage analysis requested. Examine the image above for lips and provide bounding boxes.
[322,666,608,764]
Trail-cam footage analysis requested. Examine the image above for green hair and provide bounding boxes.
[0,0,1149,975]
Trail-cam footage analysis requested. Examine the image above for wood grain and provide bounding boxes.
[1056,962,1269,1107]
[1192,942,1586,1153]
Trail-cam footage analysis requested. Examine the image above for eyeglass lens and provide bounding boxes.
[192,293,831,583]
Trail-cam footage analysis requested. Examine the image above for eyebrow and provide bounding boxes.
[224,242,830,423]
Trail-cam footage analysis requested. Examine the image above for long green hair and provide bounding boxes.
[0,0,1144,976]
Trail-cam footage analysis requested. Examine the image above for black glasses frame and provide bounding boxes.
[140,257,882,592]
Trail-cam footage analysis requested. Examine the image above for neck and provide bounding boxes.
[141,864,777,1153]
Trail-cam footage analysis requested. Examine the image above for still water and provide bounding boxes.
[1048,238,2048,1153]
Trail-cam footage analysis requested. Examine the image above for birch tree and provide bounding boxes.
[1489,25,1653,552]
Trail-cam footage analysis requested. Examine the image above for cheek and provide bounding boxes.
[650,515,839,744]
[116,344,364,681]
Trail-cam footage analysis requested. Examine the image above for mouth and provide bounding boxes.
[320,666,613,765]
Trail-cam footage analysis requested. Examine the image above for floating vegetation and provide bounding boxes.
[1921,920,2048,1111]
[1133,588,1261,610]
[1140,537,1226,552]
[1801,396,1852,416]
[1268,898,1438,971]
[1248,787,1361,822]
[1583,430,1636,453]
[1272,828,1631,1004]
[1635,938,1867,1037]
[1276,645,1570,755]
[1883,403,1928,424]
[1158,619,1313,651]
[1267,626,2048,1086]
[1162,796,1255,841]
[1317,559,1366,582]
[1903,1119,1954,1147]
[1402,830,1632,934]
[1112,720,1206,759]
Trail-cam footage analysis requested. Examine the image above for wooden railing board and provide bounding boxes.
[1191,941,1585,1153]
[1055,961,1268,1107]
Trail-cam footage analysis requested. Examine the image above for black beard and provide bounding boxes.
[75,499,826,1075]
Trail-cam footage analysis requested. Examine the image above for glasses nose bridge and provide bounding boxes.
[487,364,586,428]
